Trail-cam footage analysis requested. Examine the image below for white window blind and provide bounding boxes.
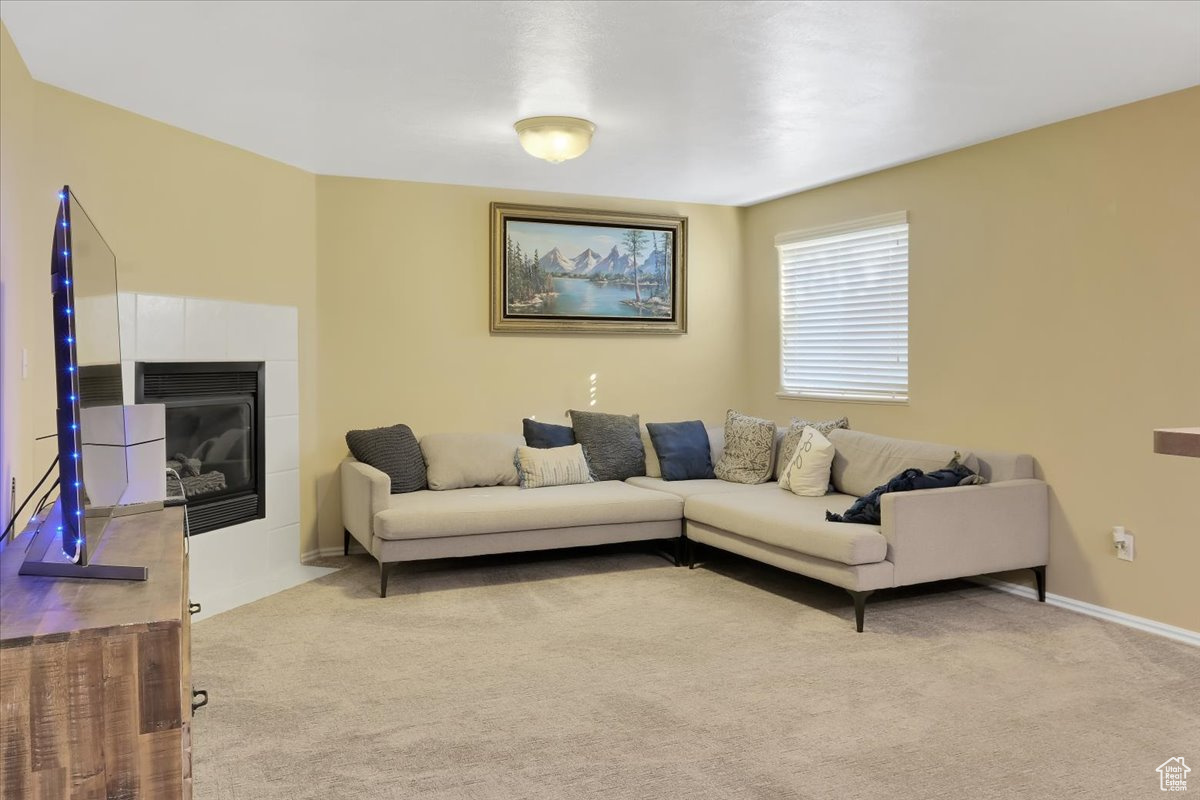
[776,212,908,403]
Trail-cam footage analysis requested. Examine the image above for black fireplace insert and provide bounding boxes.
[137,361,266,533]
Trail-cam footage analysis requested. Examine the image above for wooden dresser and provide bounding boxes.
[0,507,193,799]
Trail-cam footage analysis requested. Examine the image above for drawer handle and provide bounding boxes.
[189,602,201,615]
[191,689,209,712]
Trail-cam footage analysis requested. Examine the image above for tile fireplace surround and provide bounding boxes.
[119,293,333,619]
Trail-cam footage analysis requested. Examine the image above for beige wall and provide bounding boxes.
[743,87,1200,630]
[0,24,321,549]
[313,177,746,547]
[0,23,38,530]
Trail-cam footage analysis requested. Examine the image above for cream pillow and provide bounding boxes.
[514,444,594,489]
[779,426,836,496]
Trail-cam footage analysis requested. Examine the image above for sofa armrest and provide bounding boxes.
[340,459,391,553]
[880,479,1049,586]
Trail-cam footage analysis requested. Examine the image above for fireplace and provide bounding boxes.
[136,362,266,533]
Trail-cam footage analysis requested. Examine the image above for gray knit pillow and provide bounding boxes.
[714,410,777,484]
[568,410,646,482]
[775,416,850,479]
[345,424,426,493]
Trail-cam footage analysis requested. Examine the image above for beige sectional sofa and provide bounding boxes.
[340,424,1049,631]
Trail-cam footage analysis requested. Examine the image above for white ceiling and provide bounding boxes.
[3,1,1198,206]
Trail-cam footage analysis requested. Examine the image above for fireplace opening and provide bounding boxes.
[137,362,265,533]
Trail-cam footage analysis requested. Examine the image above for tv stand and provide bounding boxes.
[17,503,148,581]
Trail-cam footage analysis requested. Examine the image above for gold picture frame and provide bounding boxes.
[490,202,687,334]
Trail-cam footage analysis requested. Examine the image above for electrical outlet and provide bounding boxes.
[1113,526,1135,561]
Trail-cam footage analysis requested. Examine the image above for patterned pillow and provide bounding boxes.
[778,426,836,496]
[523,418,576,448]
[775,416,849,479]
[568,410,646,482]
[345,424,426,493]
[514,444,594,489]
[714,410,777,484]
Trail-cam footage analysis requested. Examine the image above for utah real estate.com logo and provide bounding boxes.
[1158,757,1190,792]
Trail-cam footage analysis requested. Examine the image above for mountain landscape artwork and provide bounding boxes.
[491,204,688,334]
[505,220,674,319]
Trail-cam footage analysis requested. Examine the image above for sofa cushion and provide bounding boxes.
[625,476,778,500]
[345,424,426,493]
[420,432,523,490]
[373,481,682,541]
[685,490,887,566]
[776,416,849,479]
[569,410,646,482]
[827,430,962,498]
[646,420,716,481]
[522,418,576,449]
[713,410,777,484]
[514,444,593,489]
[778,426,836,496]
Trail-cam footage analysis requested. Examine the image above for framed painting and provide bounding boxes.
[490,203,687,334]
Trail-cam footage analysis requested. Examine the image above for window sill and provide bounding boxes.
[775,391,909,407]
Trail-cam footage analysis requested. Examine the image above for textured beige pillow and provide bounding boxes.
[420,433,523,490]
[514,444,594,489]
[779,427,836,496]
[775,416,849,479]
[714,410,777,484]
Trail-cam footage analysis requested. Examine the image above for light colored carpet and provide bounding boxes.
[191,546,1199,800]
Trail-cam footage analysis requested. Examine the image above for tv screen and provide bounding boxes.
[51,187,128,564]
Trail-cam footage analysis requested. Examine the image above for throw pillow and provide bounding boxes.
[713,410,777,484]
[568,410,646,482]
[778,426,836,496]
[420,432,523,490]
[646,420,716,481]
[523,418,576,449]
[514,444,594,489]
[345,424,426,493]
[776,416,849,479]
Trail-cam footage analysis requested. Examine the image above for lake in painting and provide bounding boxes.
[504,219,673,319]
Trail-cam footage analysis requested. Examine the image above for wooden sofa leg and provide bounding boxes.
[344,528,351,556]
[380,562,393,598]
[1032,565,1046,602]
[848,590,873,633]
[686,536,698,569]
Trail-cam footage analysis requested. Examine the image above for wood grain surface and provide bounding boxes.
[0,508,191,799]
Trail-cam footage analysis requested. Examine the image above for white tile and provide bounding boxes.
[267,524,300,566]
[135,294,185,360]
[225,302,267,361]
[121,360,135,405]
[187,525,245,597]
[265,416,299,473]
[184,298,229,361]
[118,292,136,359]
[262,305,298,362]
[265,361,299,418]
[265,469,300,528]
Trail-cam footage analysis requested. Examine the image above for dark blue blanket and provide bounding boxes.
[826,457,985,525]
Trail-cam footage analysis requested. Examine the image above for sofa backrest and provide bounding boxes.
[419,432,524,490]
[970,449,1034,483]
[826,429,1034,496]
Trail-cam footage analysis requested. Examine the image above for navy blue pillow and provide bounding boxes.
[523,418,576,449]
[646,420,715,481]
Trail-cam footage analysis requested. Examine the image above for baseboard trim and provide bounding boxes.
[970,576,1199,648]
[302,545,352,561]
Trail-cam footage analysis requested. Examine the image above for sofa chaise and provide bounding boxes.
[341,426,1049,631]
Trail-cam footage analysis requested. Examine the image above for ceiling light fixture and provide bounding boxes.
[514,116,595,163]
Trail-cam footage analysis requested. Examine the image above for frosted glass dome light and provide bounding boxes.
[514,116,596,163]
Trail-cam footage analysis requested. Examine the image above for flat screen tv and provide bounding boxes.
[18,186,146,581]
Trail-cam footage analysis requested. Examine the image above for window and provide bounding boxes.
[776,212,908,403]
